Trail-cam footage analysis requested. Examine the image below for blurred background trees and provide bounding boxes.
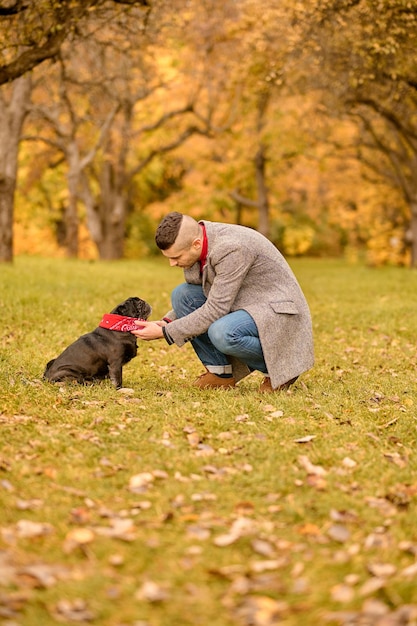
[1,0,416,266]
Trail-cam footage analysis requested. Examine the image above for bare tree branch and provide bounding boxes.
[129,125,205,179]
[0,0,29,16]
[228,189,260,208]
[79,104,121,169]
[0,0,150,85]
[138,105,194,134]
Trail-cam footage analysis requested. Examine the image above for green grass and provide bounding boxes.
[0,256,416,626]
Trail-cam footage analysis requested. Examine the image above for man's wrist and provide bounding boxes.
[162,325,174,345]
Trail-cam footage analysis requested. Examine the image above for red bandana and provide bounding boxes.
[199,222,208,274]
[99,314,145,332]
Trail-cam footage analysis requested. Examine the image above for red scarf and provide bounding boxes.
[99,314,145,332]
[199,222,208,274]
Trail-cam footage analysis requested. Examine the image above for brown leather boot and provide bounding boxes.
[259,376,298,393]
[193,370,236,389]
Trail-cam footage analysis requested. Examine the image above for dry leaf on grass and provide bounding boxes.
[250,539,277,558]
[264,410,284,421]
[359,576,386,596]
[94,518,136,541]
[324,603,417,626]
[135,580,170,603]
[214,517,257,547]
[129,469,168,493]
[331,583,355,603]
[186,431,201,447]
[298,455,327,476]
[0,590,31,619]
[15,498,43,511]
[235,595,289,626]
[52,598,95,622]
[63,528,95,554]
[327,524,351,543]
[18,563,70,589]
[294,435,316,443]
[2,519,55,543]
[367,562,396,578]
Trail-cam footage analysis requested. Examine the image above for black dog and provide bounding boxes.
[43,297,152,389]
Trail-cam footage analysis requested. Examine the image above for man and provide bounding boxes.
[132,212,314,391]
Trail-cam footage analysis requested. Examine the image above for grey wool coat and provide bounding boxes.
[164,221,314,389]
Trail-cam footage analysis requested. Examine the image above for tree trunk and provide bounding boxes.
[255,143,269,237]
[0,178,15,262]
[81,163,126,260]
[96,192,126,260]
[65,143,81,257]
[409,201,417,269]
[0,76,31,262]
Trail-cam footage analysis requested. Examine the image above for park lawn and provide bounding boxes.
[0,256,416,626]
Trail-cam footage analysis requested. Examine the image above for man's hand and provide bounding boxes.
[131,320,165,341]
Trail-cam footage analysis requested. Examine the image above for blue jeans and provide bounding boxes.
[171,283,268,375]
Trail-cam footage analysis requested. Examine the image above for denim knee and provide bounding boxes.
[171,283,206,318]
[208,319,232,353]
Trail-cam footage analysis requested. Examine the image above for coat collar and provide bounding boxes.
[198,221,208,274]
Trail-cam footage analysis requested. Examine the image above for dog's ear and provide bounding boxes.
[111,299,136,316]
[111,297,151,319]
[44,358,56,373]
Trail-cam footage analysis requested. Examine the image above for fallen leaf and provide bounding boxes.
[367,562,396,578]
[186,432,200,447]
[63,528,95,554]
[186,525,211,541]
[214,532,240,547]
[52,598,95,622]
[129,472,154,493]
[331,583,355,603]
[95,518,136,541]
[400,562,417,577]
[359,577,386,596]
[330,509,359,524]
[265,410,284,420]
[298,455,327,476]
[306,475,327,490]
[15,519,54,539]
[250,539,276,558]
[15,498,43,511]
[327,524,350,543]
[250,558,287,573]
[364,496,397,517]
[195,444,215,457]
[0,590,30,619]
[235,595,289,626]
[235,414,250,422]
[294,435,316,443]
[297,523,321,536]
[136,580,169,603]
[262,404,277,412]
[383,452,408,468]
[18,563,70,588]
[213,517,256,547]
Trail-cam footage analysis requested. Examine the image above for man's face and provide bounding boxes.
[162,238,202,269]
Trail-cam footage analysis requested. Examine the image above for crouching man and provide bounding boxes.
[132,212,314,392]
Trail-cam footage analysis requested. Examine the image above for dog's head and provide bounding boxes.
[111,297,152,320]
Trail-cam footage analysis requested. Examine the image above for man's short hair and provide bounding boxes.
[155,212,184,250]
